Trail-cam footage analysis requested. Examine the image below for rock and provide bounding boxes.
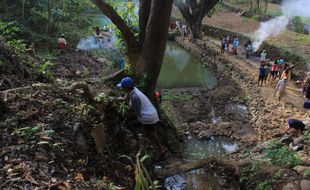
[282,183,298,190]
[280,135,293,144]
[301,180,310,190]
[292,145,303,151]
[197,129,213,140]
[293,136,304,145]
[293,165,310,174]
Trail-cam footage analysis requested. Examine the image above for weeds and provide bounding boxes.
[255,180,271,190]
[119,149,160,190]
[263,139,301,168]
[162,91,193,101]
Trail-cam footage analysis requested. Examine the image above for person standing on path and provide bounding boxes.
[226,35,230,52]
[270,61,279,80]
[57,33,67,51]
[258,63,266,87]
[260,50,267,64]
[245,40,253,58]
[232,36,239,56]
[221,37,226,54]
[274,78,287,101]
[181,24,187,39]
[264,63,271,84]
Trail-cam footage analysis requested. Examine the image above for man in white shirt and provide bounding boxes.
[274,78,287,101]
[117,77,164,154]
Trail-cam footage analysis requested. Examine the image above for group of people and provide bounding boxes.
[256,53,309,136]
[220,35,240,56]
[57,25,112,51]
[256,54,292,101]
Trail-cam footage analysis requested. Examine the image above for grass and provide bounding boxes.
[162,91,193,101]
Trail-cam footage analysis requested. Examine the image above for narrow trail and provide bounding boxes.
[206,37,307,111]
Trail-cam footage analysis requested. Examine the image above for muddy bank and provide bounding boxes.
[174,36,309,142]
[166,36,310,190]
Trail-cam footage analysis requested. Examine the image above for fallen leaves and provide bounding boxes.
[74,172,84,182]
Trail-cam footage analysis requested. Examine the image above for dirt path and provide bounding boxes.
[206,37,307,110]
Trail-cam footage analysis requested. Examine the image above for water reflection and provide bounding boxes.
[185,136,238,159]
[157,42,217,89]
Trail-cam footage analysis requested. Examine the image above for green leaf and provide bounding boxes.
[43,130,55,135]
[37,141,50,145]
[140,155,150,163]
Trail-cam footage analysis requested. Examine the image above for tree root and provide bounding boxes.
[1,82,95,103]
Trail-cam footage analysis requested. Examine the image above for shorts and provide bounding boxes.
[288,119,305,131]
[258,74,265,81]
[142,123,157,132]
[271,71,277,77]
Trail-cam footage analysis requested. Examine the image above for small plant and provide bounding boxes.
[118,101,130,118]
[303,131,310,142]
[124,63,133,75]
[13,123,47,142]
[273,169,281,179]
[255,180,271,190]
[119,149,159,190]
[292,16,304,33]
[263,139,301,168]
[38,61,54,79]
[136,73,149,90]
[304,169,310,178]
[250,161,262,173]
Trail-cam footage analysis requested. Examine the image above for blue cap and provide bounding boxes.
[117,77,134,88]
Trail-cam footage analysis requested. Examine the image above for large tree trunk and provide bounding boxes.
[175,0,218,39]
[189,19,203,39]
[136,0,173,100]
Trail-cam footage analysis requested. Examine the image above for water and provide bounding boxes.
[185,136,238,159]
[163,137,239,190]
[157,42,217,89]
[210,107,222,124]
[225,103,248,120]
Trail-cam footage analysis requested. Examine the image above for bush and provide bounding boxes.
[292,16,304,33]
[263,139,302,168]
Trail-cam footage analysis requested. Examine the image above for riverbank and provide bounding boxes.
[165,35,310,189]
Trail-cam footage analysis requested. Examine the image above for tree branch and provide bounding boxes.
[139,0,152,45]
[91,0,139,53]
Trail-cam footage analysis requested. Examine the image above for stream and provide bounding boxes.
[156,41,240,189]
[157,41,217,89]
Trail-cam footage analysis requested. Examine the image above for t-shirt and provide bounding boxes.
[57,38,67,49]
[233,39,239,48]
[275,80,287,92]
[260,52,267,61]
[127,88,159,125]
[271,63,278,71]
[259,66,266,76]
[288,119,305,130]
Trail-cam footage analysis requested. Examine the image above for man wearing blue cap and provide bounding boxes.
[117,77,164,154]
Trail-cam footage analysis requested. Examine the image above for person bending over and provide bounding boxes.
[117,77,165,154]
[284,119,309,136]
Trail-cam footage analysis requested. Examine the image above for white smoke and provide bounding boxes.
[77,35,115,51]
[252,0,310,51]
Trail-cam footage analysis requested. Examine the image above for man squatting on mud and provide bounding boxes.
[117,77,165,155]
